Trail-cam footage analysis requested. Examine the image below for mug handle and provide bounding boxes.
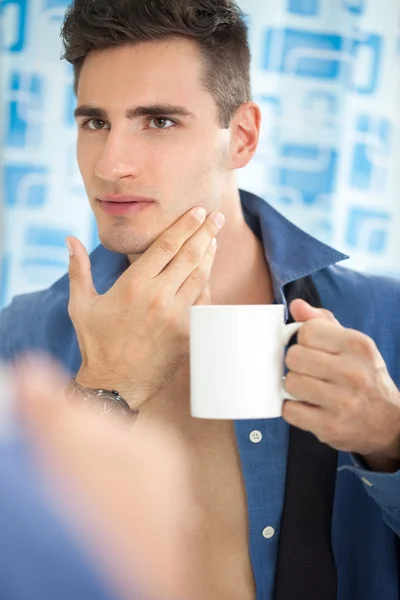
[281,321,304,402]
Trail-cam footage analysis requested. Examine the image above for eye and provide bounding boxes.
[148,117,176,130]
[80,119,110,130]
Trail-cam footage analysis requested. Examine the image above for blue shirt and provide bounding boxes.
[1,190,400,600]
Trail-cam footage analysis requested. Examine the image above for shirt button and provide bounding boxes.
[249,430,262,443]
[262,526,275,539]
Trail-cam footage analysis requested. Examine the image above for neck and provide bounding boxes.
[208,186,274,306]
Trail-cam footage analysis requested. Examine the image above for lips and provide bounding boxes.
[97,196,155,215]
[98,194,156,203]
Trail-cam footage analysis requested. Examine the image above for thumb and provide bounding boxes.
[66,237,97,304]
[289,298,339,324]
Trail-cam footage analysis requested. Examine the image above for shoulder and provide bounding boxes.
[0,273,75,368]
[312,264,400,327]
[311,264,400,382]
[0,245,128,370]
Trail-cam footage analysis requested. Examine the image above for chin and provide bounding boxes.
[99,229,156,255]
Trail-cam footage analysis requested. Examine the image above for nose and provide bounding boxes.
[94,128,140,183]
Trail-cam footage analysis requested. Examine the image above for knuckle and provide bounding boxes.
[190,266,209,286]
[349,331,376,360]
[68,264,79,280]
[321,308,336,322]
[158,237,177,255]
[181,243,201,263]
[149,291,169,314]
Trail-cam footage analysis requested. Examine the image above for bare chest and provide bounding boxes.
[139,364,256,600]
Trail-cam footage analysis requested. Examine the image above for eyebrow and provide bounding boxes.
[73,103,195,121]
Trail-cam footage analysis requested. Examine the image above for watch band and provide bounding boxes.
[64,379,139,422]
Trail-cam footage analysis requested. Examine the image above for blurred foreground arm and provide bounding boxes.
[1,355,194,600]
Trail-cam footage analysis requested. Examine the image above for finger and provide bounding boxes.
[131,207,211,280]
[193,285,211,306]
[297,318,345,354]
[286,343,340,381]
[284,371,337,409]
[67,237,97,306]
[290,299,339,324]
[156,211,223,293]
[175,238,217,305]
[282,398,325,435]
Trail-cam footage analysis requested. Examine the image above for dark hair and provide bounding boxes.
[60,0,251,128]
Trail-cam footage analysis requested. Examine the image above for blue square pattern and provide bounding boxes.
[0,0,28,53]
[351,32,382,95]
[5,71,44,149]
[346,208,390,253]
[254,94,282,114]
[0,256,11,310]
[288,0,320,16]
[42,0,70,9]
[302,90,339,126]
[4,164,48,208]
[350,115,391,191]
[41,0,70,22]
[276,144,337,207]
[312,219,334,245]
[262,28,344,79]
[65,84,76,127]
[262,28,382,94]
[288,0,365,16]
[20,225,70,277]
[343,0,365,15]
[25,226,71,249]
[91,215,100,252]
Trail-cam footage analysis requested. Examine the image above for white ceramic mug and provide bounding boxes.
[189,304,303,419]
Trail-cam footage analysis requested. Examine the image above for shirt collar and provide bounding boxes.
[240,190,348,307]
[88,190,349,306]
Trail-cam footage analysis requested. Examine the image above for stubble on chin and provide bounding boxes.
[98,226,158,257]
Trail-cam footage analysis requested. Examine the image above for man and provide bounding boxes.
[1,0,400,598]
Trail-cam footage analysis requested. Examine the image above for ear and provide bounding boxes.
[229,102,261,170]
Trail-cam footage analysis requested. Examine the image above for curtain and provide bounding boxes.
[1,0,399,308]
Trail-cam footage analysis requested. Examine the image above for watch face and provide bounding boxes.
[99,397,122,418]
[83,392,128,420]
[65,381,137,423]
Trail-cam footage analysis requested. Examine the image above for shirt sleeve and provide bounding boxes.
[338,454,400,536]
[0,304,14,364]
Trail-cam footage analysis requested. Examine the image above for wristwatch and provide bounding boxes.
[64,379,139,423]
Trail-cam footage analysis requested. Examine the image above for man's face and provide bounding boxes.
[75,38,232,256]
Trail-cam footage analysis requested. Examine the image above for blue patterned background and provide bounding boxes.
[1,0,400,308]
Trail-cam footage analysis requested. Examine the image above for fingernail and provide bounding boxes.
[211,212,225,229]
[66,240,73,257]
[192,207,206,222]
